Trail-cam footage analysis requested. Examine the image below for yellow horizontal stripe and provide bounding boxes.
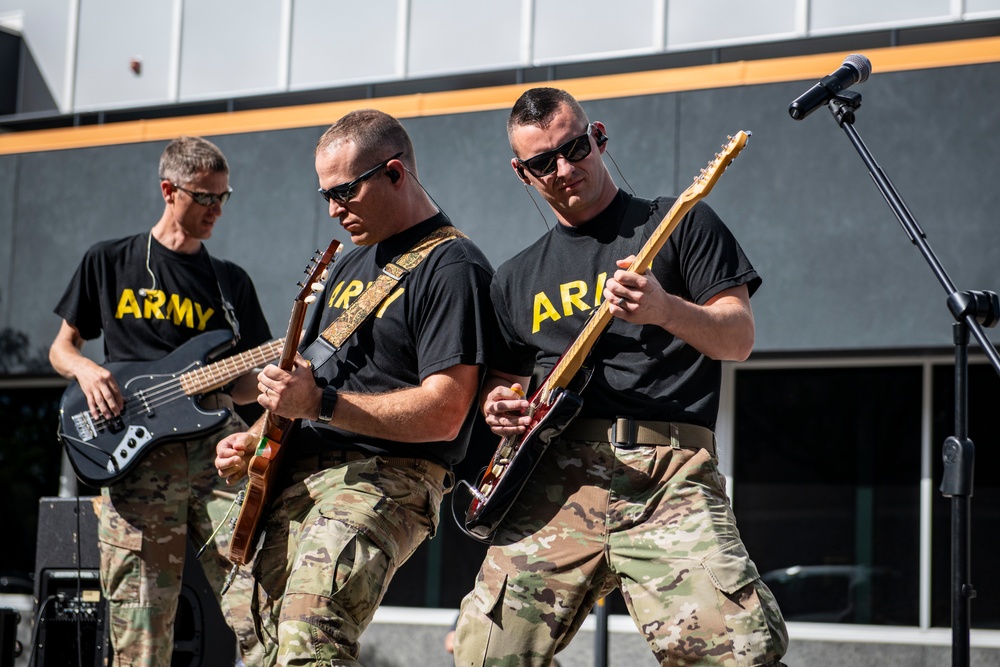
[2,35,998,156]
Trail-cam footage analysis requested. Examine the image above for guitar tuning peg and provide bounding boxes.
[305,295,317,304]
[310,282,324,292]
[320,268,329,280]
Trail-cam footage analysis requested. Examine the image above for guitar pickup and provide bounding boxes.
[106,425,154,475]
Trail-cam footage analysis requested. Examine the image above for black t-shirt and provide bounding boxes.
[295,214,497,466]
[54,233,272,362]
[491,190,761,430]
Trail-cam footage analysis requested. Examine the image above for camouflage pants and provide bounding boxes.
[251,455,445,666]
[99,396,262,667]
[454,436,788,667]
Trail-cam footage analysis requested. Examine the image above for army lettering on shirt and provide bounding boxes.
[530,272,609,334]
[326,280,405,318]
[114,288,216,330]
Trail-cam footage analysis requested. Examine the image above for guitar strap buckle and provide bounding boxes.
[302,337,338,371]
[611,416,639,448]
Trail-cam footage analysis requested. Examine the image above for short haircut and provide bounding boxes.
[506,87,589,152]
[315,109,415,174]
[158,136,229,184]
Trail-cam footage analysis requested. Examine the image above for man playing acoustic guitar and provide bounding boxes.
[453,88,789,666]
[215,109,497,665]
[49,136,269,665]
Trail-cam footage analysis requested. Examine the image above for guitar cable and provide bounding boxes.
[449,475,494,545]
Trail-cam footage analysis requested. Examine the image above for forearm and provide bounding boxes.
[656,292,755,361]
[48,337,91,380]
[329,389,458,442]
[332,365,479,442]
[229,372,260,405]
[323,365,481,444]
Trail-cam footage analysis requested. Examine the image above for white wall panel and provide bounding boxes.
[408,0,523,77]
[666,0,802,50]
[533,0,659,63]
[179,0,285,101]
[74,0,174,111]
[3,0,998,115]
[810,0,953,33]
[289,0,400,90]
[3,0,73,110]
[966,0,1000,17]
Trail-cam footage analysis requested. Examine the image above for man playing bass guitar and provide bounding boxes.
[49,136,269,666]
[453,88,789,667]
[215,109,497,666]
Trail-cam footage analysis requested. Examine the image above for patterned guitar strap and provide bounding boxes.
[303,225,467,370]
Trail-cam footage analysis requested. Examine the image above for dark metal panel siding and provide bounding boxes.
[9,62,1000,362]
[0,154,16,327]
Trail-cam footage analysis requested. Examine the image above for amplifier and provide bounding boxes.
[34,497,237,666]
[34,569,107,667]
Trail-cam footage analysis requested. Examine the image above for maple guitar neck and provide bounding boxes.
[179,338,286,396]
[541,131,751,399]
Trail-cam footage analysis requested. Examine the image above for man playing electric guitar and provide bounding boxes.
[49,136,269,666]
[215,109,496,666]
[453,88,789,666]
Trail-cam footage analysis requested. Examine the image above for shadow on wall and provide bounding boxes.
[0,289,51,374]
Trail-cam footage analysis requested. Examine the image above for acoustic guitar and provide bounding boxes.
[227,239,342,566]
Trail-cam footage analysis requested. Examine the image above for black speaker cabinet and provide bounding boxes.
[34,497,238,667]
[0,607,21,667]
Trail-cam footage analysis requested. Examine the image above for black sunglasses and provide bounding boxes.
[318,151,403,204]
[172,183,232,207]
[517,124,594,178]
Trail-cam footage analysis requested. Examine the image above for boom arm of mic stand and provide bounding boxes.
[826,96,1000,375]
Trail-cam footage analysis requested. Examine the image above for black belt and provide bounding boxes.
[317,450,450,484]
[561,417,716,456]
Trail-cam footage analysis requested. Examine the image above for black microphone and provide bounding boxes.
[788,54,872,120]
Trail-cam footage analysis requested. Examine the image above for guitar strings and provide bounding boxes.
[82,348,277,433]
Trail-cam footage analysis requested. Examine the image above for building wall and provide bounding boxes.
[1,42,998,362]
[3,0,1000,117]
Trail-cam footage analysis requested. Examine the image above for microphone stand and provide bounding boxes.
[823,92,1000,667]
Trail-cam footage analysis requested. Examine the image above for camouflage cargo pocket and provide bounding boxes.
[701,539,787,663]
[470,557,508,619]
[701,539,760,594]
[97,494,143,601]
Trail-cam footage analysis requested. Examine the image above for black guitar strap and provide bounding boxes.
[209,255,241,345]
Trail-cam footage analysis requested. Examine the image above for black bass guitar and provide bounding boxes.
[59,329,284,486]
[464,131,751,540]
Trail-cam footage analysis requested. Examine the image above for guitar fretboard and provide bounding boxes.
[179,338,285,396]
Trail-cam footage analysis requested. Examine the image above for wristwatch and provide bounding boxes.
[317,385,338,424]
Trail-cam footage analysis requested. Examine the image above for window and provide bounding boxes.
[733,361,999,629]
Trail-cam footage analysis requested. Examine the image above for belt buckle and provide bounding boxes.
[610,417,638,448]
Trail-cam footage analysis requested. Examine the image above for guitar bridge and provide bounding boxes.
[71,412,97,442]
